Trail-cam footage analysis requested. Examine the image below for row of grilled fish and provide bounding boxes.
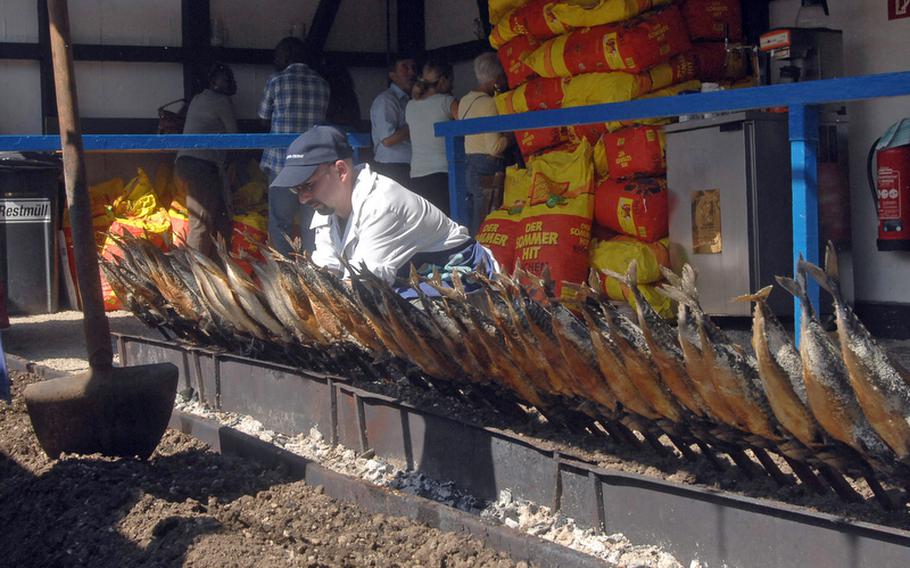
[105,234,910,482]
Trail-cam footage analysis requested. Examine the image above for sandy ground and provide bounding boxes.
[3,310,155,372]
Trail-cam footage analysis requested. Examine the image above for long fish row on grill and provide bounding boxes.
[108,237,910,480]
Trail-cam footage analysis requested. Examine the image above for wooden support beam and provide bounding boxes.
[307,0,342,53]
[397,0,425,56]
[208,47,387,68]
[181,0,211,100]
[0,42,42,60]
[475,0,492,38]
[209,47,272,65]
[72,44,184,63]
[37,0,56,129]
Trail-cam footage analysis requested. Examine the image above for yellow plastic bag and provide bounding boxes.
[552,0,671,27]
[490,0,575,49]
[88,177,125,217]
[590,235,669,284]
[112,168,160,219]
[489,0,530,25]
[503,164,532,211]
[233,180,268,213]
[525,140,594,206]
[516,140,594,296]
[496,71,652,115]
[561,71,650,108]
[522,5,691,77]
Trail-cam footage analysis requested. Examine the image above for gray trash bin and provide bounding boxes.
[0,152,62,315]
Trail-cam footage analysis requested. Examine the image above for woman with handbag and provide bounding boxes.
[174,62,239,259]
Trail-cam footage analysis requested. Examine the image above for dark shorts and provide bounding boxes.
[393,238,496,299]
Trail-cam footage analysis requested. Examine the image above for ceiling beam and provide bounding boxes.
[397,0,425,56]
[306,0,343,53]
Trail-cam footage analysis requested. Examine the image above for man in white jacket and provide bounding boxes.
[269,126,498,298]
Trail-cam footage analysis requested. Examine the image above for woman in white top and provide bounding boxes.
[404,61,458,216]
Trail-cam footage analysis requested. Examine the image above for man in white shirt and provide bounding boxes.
[270,126,498,298]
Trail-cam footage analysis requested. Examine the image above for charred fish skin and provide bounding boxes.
[579,295,657,419]
[252,259,319,346]
[602,263,707,418]
[215,242,291,343]
[659,283,745,430]
[777,271,893,460]
[702,312,781,441]
[407,267,487,382]
[735,286,823,448]
[189,249,267,341]
[802,248,910,460]
[599,297,683,423]
[661,267,780,440]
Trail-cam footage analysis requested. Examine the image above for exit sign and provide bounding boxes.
[890,0,910,20]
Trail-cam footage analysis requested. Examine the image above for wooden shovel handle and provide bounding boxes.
[48,0,113,371]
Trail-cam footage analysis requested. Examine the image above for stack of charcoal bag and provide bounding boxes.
[478,0,748,313]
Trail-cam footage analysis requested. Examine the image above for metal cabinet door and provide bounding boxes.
[667,122,751,316]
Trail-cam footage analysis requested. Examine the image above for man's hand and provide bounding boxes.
[382,125,409,147]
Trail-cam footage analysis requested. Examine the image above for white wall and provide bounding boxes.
[65,2,184,121]
[69,0,181,46]
[0,60,41,134]
[74,61,184,118]
[210,0,317,49]
[0,0,41,134]
[770,1,910,303]
[0,0,38,42]
[350,67,396,119]
[425,0,481,49]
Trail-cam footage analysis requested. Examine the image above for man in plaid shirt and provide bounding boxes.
[259,37,330,255]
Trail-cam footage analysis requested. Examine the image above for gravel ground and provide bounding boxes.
[0,371,520,568]
[4,310,153,372]
[176,398,689,567]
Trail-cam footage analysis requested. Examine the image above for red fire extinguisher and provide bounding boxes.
[868,119,910,251]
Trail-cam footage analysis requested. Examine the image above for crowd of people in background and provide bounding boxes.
[176,36,516,260]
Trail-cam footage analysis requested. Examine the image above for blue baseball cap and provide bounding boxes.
[270,126,353,191]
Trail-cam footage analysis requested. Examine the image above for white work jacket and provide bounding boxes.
[310,164,471,284]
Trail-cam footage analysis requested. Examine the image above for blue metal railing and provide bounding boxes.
[435,70,910,337]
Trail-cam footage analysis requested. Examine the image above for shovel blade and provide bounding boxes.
[24,363,179,460]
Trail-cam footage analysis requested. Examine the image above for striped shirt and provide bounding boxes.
[258,63,330,176]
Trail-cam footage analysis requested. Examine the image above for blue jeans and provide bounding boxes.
[267,170,315,256]
[465,154,505,235]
